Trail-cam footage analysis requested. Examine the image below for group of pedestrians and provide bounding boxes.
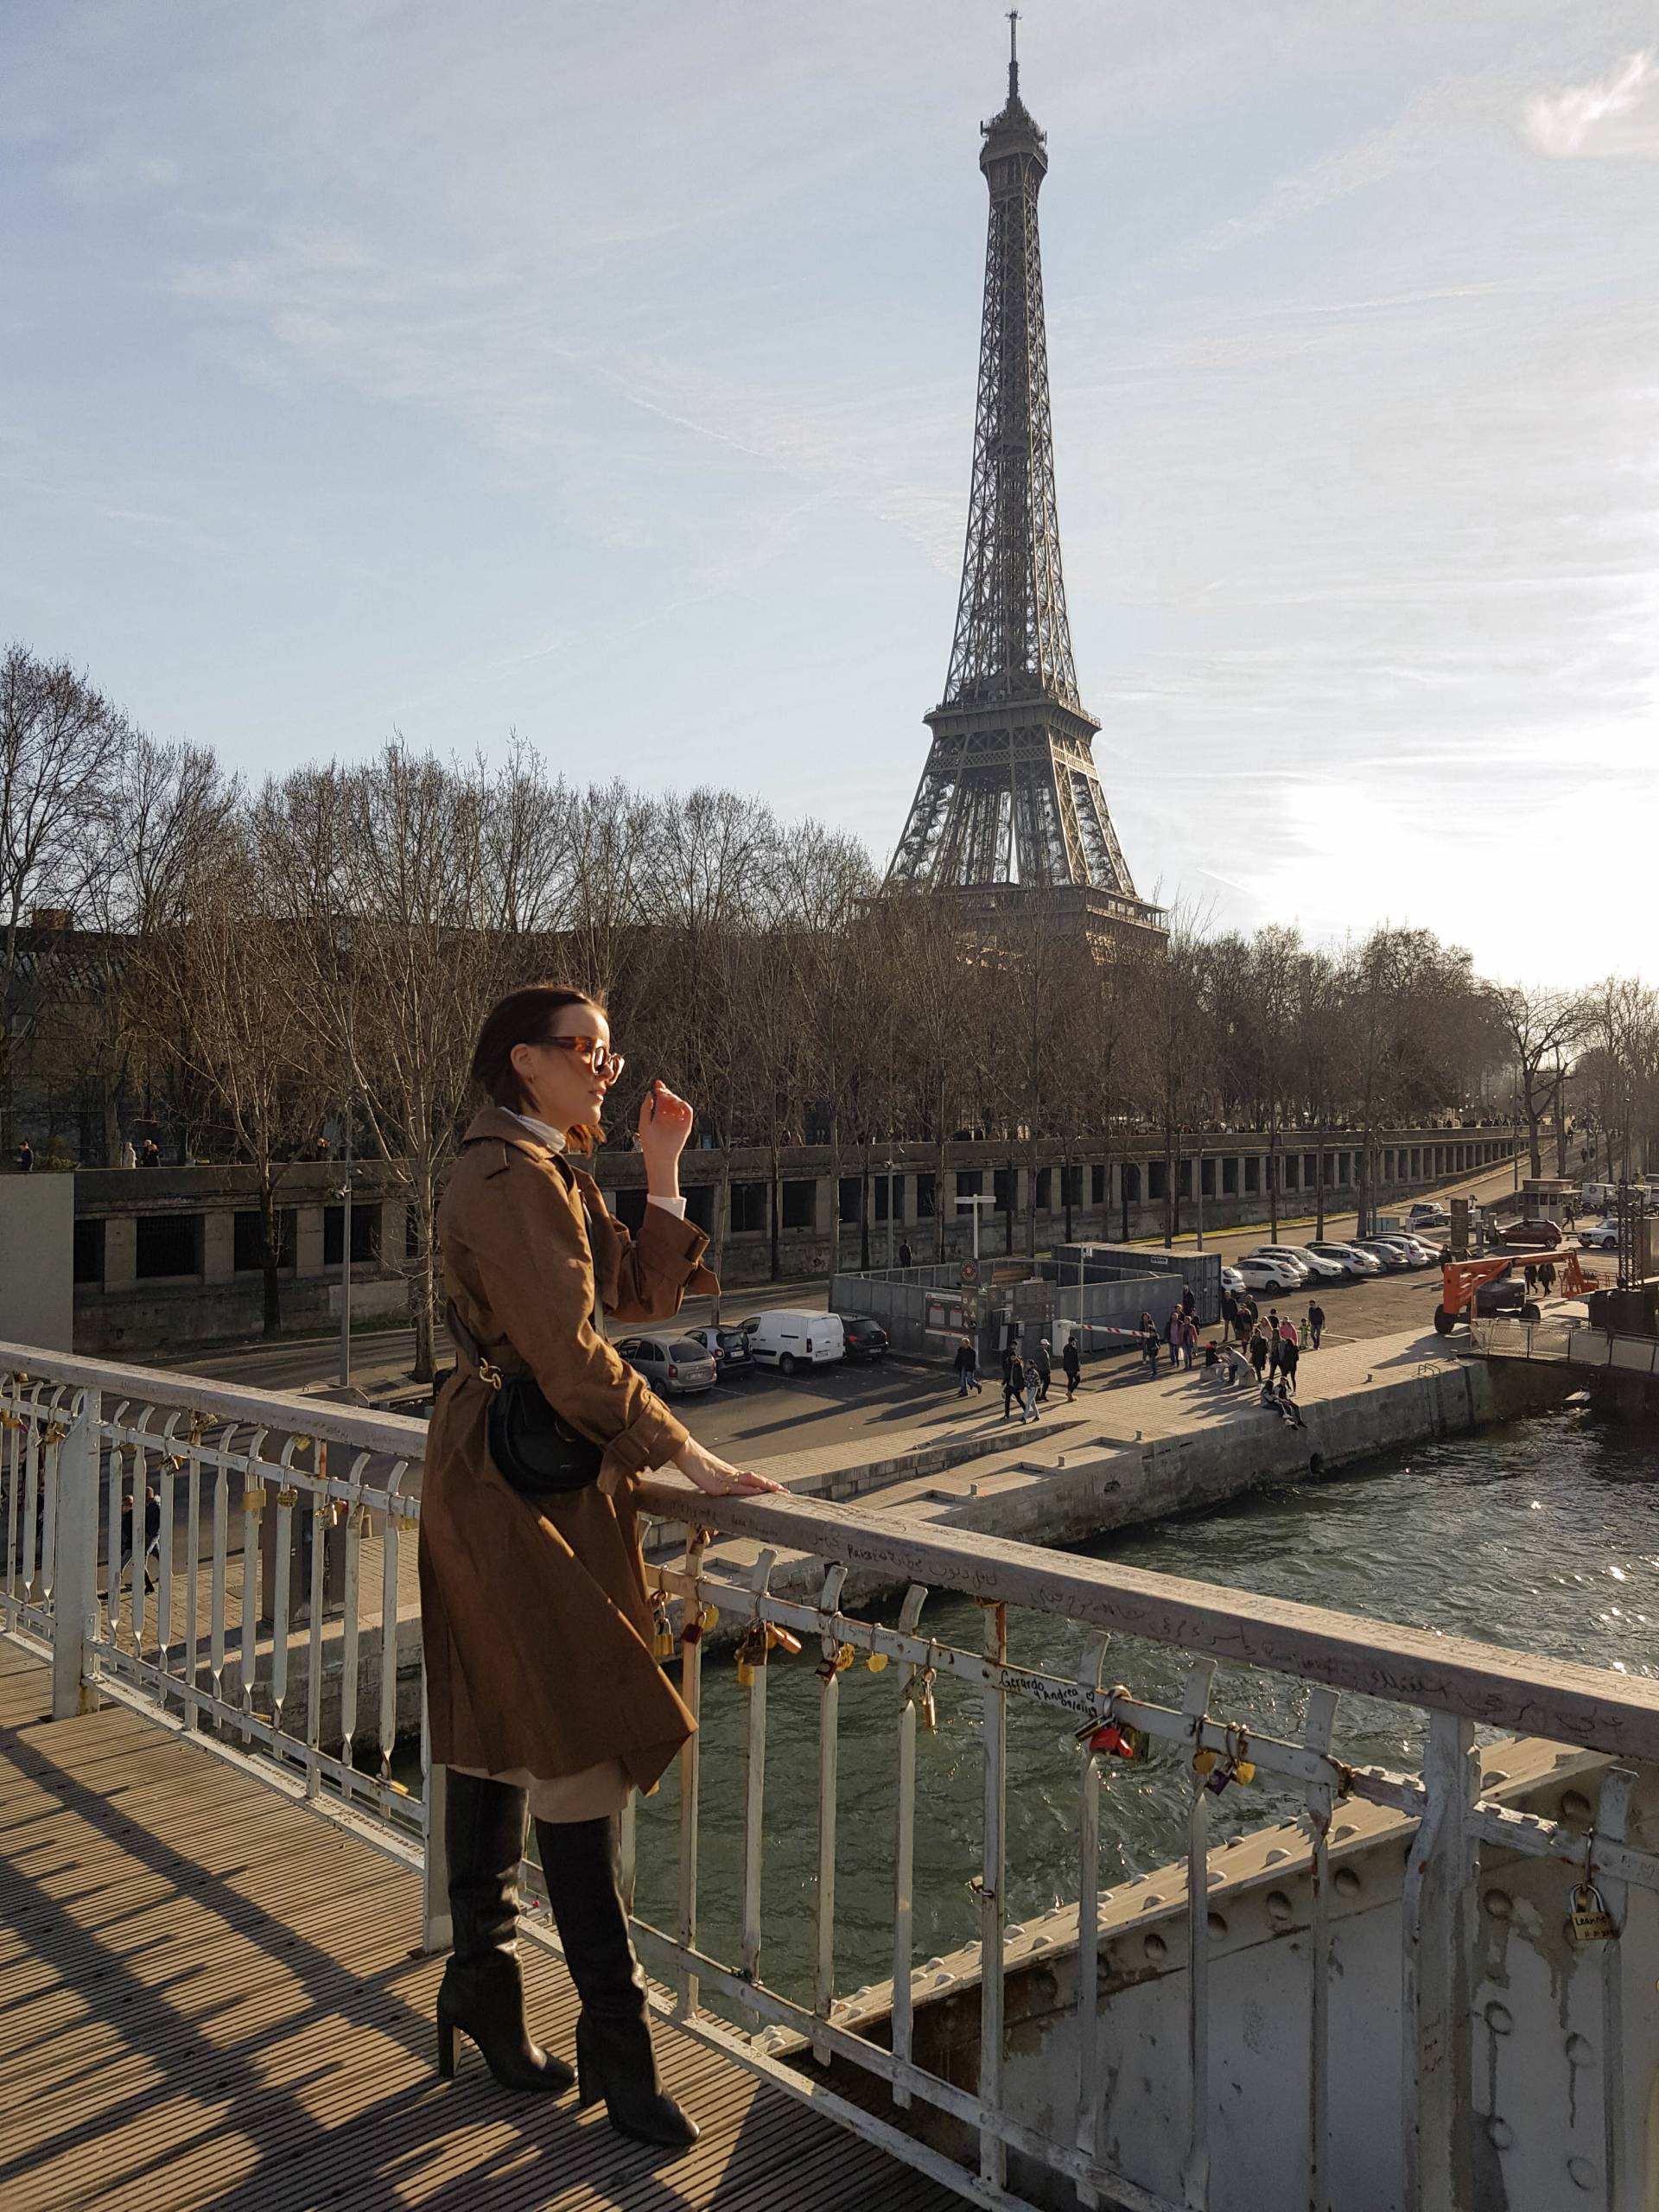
[1522,1261,1557,1299]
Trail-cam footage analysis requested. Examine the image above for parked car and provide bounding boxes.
[1245,1246,1313,1280]
[1578,1217,1620,1252]
[1372,1233,1437,1268]
[1500,1217,1564,1251]
[836,1314,890,1362]
[685,1325,755,1376]
[1274,1245,1347,1281]
[1387,1232,1442,1267]
[1405,1202,1451,1230]
[1235,1255,1305,1294]
[1305,1241,1383,1276]
[739,1310,846,1376]
[1219,1264,1246,1294]
[1351,1238,1413,1272]
[615,1334,718,1395]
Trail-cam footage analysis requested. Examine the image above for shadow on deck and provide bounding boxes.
[0,1639,953,2212]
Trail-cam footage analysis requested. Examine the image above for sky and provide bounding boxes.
[3,1,1656,986]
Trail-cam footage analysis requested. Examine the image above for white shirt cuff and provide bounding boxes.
[647,1194,687,1219]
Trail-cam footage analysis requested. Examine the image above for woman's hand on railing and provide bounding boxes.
[671,1434,783,1497]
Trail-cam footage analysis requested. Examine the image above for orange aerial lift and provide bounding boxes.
[1433,1246,1598,1334]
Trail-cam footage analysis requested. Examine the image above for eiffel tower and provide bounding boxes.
[887,17,1166,948]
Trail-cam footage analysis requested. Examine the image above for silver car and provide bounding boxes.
[614,1334,717,1395]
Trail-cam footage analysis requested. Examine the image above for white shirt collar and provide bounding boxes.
[510,1110,568,1154]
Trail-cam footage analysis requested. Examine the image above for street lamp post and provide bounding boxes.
[337,1108,353,1391]
[956,1192,996,1262]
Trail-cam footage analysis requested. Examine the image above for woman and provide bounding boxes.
[420,983,779,2146]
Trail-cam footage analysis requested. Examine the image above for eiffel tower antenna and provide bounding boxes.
[886,26,1166,948]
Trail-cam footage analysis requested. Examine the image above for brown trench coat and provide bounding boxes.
[418,1107,717,1796]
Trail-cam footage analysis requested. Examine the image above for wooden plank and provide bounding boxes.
[0,1674,962,2212]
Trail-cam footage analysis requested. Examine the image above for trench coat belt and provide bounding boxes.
[444,1298,531,1395]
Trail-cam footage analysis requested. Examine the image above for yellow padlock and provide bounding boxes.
[834,1643,855,1674]
[699,1604,720,1631]
[735,1658,756,1688]
[867,1652,890,1674]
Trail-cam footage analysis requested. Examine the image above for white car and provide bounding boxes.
[1275,1245,1347,1281]
[1305,1241,1382,1276]
[1219,1264,1246,1294]
[1372,1233,1436,1268]
[1405,1203,1451,1230]
[1246,1246,1314,1281]
[1578,1217,1619,1252]
[1235,1255,1305,1294]
[738,1310,845,1376]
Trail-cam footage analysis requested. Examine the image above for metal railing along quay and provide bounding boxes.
[6,1339,1659,2211]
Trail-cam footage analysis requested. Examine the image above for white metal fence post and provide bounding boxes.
[51,1390,101,1721]
[423,1759,452,1954]
[1402,1712,1478,2212]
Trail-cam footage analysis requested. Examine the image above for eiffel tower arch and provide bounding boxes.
[887,19,1166,952]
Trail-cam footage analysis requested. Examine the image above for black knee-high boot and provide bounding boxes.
[535,1815,698,2149]
[436,1773,575,2093]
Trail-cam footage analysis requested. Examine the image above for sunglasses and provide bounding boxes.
[543,1034,625,1084]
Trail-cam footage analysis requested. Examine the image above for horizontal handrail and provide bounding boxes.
[0,1342,426,1460]
[7,1344,1657,1768]
[634,1477,1659,1766]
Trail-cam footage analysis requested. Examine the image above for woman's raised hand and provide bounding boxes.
[639,1079,695,1184]
[671,1434,782,1497]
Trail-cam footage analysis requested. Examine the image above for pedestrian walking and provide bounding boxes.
[1003,1350,1022,1421]
[1020,1359,1041,1424]
[1523,1263,1537,1297]
[952,1337,980,1396]
[119,1136,137,1169]
[1266,1310,1282,1376]
[16,1138,32,1173]
[140,1137,160,1166]
[1307,1300,1325,1350]
[1179,1314,1198,1370]
[1541,1262,1555,1297]
[1281,1338,1300,1395]
[1249,1325,1269,1384]
[1036,1339,1052,1401]
[1141,1325,1160,1377]
[1166,1308,1183,1369]
[419,982,779,2139]
[1062,1337,1080,1402]
[898,1238,913,1269]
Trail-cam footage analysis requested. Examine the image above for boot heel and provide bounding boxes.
[437,2018,457,2079]
[575,2022,600,2109]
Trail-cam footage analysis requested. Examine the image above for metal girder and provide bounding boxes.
[885,46,1158,932]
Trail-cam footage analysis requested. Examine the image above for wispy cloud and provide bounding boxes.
[1522,51,1659,160]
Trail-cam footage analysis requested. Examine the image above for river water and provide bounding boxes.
[630,1406,1659,2007]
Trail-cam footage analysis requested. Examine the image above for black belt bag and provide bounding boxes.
[446,1301,603,1496]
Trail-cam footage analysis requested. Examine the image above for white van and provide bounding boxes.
[1580,1181,1618,1214]
[739,1310,845,1376]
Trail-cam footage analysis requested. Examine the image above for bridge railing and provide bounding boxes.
[7,1339,1659,2212]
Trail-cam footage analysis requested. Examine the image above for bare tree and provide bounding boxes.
[1488,982,1589,1179]
[0,646,129,1142]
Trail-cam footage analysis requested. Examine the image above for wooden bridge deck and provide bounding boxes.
[0,1638,957,2212]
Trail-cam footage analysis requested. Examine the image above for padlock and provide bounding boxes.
[834,1642,855,1674]
[652,1624,675,1660]
[1203,1757,1237,1796]
[244,1478,270,1512]
[699,1604,720,1631]
[916,1665,938,1732]
[867,1651,889,1674]
[735,1656,756,1688]
[1569,1883,1618,1944]
[765,1624,802,1656]
[1082,1719,1148,1762]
